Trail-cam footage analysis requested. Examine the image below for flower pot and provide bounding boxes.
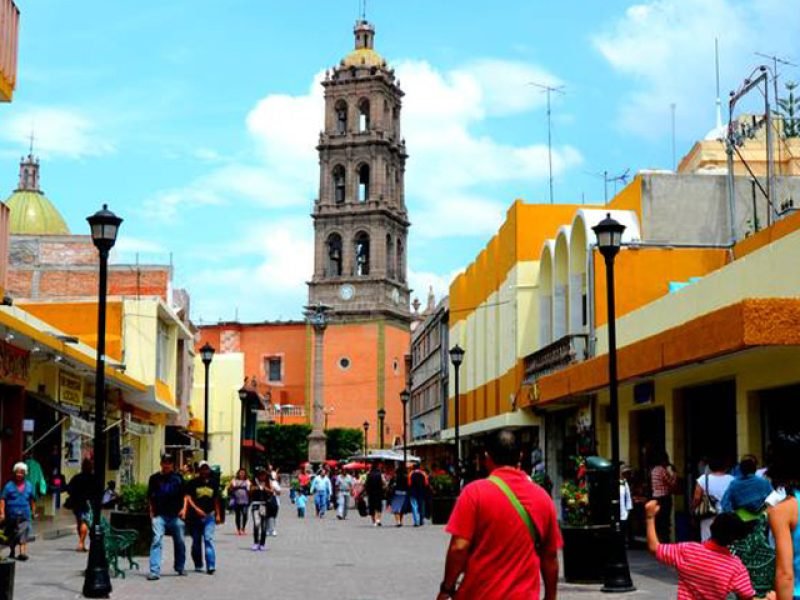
[431,496,457,525]
[110,511,153,557]
[561,524,612,584]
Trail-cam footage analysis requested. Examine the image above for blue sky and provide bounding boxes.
[1,1,797,322]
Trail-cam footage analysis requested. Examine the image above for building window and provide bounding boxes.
[326,233,343,276]
[266,357,282,382]
[354,232,370,276]
[358,98,370,132]
[386,234,395,279]
[335,100,348,134]
[332,165,346,204]
[357,163,370,202]
[396,238,405,283]
[156,320,171,381]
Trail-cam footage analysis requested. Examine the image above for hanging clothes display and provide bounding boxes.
[24,457,47,498]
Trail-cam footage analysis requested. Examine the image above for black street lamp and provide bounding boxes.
[449,344,465,487]
[363,420,369,456]
[83,204,122,598]
[377,408,386,448]
[592,213,635,593]
[400,389,410,467]
[200,343,215,461]
[238,386,248,470]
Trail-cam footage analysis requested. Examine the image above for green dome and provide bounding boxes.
[6,190,70,235]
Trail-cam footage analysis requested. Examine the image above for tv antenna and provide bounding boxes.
[587,169,630,204]
[529,82,565,204]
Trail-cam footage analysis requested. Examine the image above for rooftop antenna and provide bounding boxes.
[715,38,723,131]
[587,169,630,204]
[755,51,798,178]
[530,82,565,204]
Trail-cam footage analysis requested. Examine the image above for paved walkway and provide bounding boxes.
[12,507,677,599]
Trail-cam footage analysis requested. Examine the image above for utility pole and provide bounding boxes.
[530,82,565,204]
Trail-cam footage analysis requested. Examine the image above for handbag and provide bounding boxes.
[693,474,719,520]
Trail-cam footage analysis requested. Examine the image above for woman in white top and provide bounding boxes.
[692,457,734,541]
[266,466,281,537]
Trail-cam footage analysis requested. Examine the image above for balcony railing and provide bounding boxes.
[523,334,589,383]
[256,404,306,421]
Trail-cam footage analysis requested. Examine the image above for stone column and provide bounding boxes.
[305,303,330,464]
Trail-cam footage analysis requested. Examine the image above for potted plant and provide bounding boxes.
[560,456,611,584]
[110,483,152,556]
[429,473,458,525]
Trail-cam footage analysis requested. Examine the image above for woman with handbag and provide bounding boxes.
[228,468,251,536]
[693,457,734,541]
[249,467,272,551]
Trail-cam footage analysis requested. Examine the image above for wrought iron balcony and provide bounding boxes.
[523,334,589,383]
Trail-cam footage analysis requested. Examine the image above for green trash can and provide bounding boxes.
[0,558,15,600]
[585,456,614,525]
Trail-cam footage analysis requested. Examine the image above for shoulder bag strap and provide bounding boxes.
[488,475,542,553]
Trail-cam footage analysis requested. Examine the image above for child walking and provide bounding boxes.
[296,493,307,518]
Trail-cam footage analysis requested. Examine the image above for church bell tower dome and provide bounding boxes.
[5,153,70,235]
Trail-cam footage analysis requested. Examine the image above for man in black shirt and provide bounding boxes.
[184,460,221,574]
[146,454,186,580]
[66,458,93,551]
[408,463,429,527]
[366,462,385,527]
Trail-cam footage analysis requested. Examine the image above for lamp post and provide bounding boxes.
[200,343,215,461]
[363,420,369,456]
[593,213,635,593]
[449,344,465,487]
[400,389,410,467]
[238,386,248,469]
[305,303,331,464]
[83,204,122,599]
[377,408,386,448]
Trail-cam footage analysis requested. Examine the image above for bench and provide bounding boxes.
[99,517,140,578]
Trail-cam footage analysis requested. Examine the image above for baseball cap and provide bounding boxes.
[197,460,210,469]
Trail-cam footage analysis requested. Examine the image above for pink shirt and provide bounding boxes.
[656,541,754,599]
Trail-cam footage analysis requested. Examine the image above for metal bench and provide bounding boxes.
[99,517,139,578]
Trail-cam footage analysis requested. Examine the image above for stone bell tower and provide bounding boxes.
[307,19,411,324]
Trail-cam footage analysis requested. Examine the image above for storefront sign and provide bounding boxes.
[523,334,588,383]
[126,420,154,436]
[0,340,28,386]
[58,370,83,407]
[68,415,94,438]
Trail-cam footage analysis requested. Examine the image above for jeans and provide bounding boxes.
[234,504,248,531]
[315,491,328,516]
[149,516,186,576]
[251,503,267,546]
[190,515,216,571]
[410,495,424,526]
[336,492,349,519]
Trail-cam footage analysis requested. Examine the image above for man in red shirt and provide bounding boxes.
[436,429,562,600]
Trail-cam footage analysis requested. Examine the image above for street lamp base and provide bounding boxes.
[601,529,635,594]
[82,527,112,598]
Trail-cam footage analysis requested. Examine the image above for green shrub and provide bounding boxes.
[119,483,148,513]
[429,473,458,496]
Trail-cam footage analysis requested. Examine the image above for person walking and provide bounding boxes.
[184,460,221,575]
[312,467,332,518]
[266,467,281,536]
[767,432,800,600]
[228,468,250,536]
[693,457,734,542]
[651,450,678,542]
[645,500,768,599]
[147,454,187,581]
[0,462,36,561]
[408,463,429,527]
[366,462,386,527]
[389,465,409,527]
[437,430,561,600]
[249,467,271,551]
[335,470,354,520]
[66,458,94,552]
[722,456,773,515]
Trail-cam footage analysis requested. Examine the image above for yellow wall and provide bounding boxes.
[191,352,244,475]
[595,225,800,354]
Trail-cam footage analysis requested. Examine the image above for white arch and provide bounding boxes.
[538,240,554,349]
[571,209,642,246]
[553,226,571,340]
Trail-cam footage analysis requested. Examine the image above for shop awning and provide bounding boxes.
[242,439,265,452]
[25,391,81,417]
[440,409,539,441]
[124,386,179,416]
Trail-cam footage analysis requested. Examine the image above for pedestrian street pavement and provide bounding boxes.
[13,507,678,599]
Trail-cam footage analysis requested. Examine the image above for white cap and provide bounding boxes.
[197,460,210,469]
[13,462,27,473]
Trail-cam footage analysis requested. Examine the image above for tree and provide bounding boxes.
[778,81,800,138]
[255,423,311,471]
[325,428,364,460]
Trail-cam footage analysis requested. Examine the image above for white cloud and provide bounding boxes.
[188,217,314,322]
[593,0,799,139]
[0,106,114,158]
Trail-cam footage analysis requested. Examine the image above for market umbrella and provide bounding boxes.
[342,461,367,470]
